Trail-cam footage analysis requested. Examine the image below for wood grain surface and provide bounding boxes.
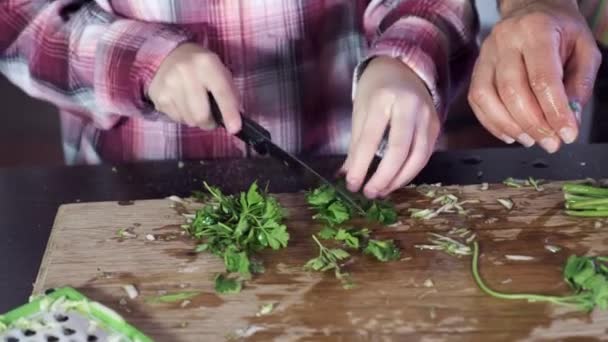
[33,182,608,341]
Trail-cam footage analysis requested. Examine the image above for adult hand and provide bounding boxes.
[343,56,440,199]
[468,0,601,152]
[148,43,242,133]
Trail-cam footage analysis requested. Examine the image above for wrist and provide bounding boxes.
[498,0,578,16]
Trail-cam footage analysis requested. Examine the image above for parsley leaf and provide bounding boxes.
[318,227,338,240]
[306,186,337,207]
[306,184,398,226]
[215,274,243,294]
[335,228,359,249]
[365,202,398,225]
[304,235,354,288]
[363,239,401,262]
[224,247,251,279]
[313,200,350,226]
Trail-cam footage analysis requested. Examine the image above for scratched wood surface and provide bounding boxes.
[33,182,608,341]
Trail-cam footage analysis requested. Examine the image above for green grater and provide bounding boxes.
[0,287,152,342]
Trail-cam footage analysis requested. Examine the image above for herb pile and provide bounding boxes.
[563,183,608,217]
[186,182,289,293]
[304,185,401,288]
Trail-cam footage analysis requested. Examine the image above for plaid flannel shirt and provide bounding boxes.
[0,0,479,164]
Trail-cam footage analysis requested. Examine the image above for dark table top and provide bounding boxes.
[1,144,606,312]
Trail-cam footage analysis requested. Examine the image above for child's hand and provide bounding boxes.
[148,43,242,134]
[344,57,440,199]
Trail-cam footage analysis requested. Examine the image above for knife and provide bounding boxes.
[208,94,366,215]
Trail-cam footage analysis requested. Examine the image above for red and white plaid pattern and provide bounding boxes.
[1,0,479,164]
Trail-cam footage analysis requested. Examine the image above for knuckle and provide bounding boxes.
[164,74,180,88]
[174,61,191,75]
[529,74,552,94]
[467,87,487,106]
[496,81,518,102]
[196,52,220,68]
[492,22,514,40]
[519,122,537,135]
[521,13,554,31]
[373,87,397,101]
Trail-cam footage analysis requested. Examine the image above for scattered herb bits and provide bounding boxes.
[146,291,199,304]
[497,198,514,210]
[503,177,543,191]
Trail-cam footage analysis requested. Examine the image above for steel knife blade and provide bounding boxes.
[208,94,366,215]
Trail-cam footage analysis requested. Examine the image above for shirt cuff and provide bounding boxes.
[352,17,448,122]
[95,22,194,117]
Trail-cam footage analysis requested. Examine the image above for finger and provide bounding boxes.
[180,73,216,130]
[342,97,367,174]
[468,58,528,146]
[198,57,242,134]
[523,37,575,145]
[162,99,185,126]
[496,51,560,153]
[564,35,602,121]
[193,89,215,130]
[379,113,438,196]
[363,98,417,198]
[172,84,198,127]
[345,91,393,194]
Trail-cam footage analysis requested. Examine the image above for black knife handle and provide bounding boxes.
[208,93,270,155]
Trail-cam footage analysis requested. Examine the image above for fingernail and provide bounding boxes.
[559,127,577,144]
[517,133,535,147]
[539,137,559,153]
[500,134,515,144]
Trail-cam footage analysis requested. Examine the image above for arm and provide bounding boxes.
[355,0,480,119]
[0,0,192,127]
[468,0,601,153]
[345,0,479,198]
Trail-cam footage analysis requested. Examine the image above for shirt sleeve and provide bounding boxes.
[0,0,194,128]
[354,0,480,122]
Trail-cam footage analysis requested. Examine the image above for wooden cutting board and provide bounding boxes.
[33,182,608,341]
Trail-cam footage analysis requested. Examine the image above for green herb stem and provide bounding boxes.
[312,234,324,250]
[568,198,608,210]
[563,184,608,198]
[565,210,608,217]
[145,292,199,304]
[564,193,595,202]
[471,242,585,308]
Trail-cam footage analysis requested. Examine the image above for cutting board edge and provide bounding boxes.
[32,203,71,295]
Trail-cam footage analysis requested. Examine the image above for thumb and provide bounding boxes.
[564,35,602,122]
